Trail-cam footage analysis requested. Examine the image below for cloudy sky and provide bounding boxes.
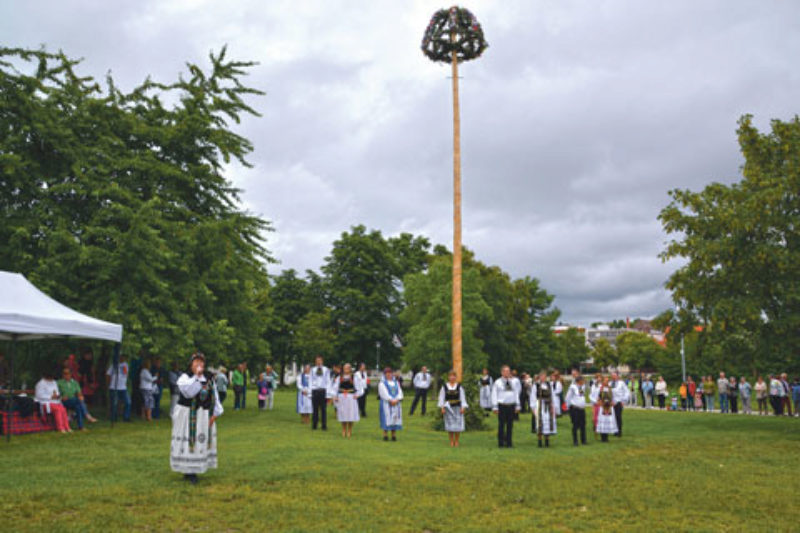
[4,1,799,325]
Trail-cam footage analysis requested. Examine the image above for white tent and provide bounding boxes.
[0,271,123,440]
[0,271,122,342]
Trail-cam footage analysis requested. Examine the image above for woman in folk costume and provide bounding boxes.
[530,371,557,448]
[296,364,312,424]
[592,375,617,442]
[330,363,363,438]
[170,353,223,484]
[378,367,404,441]
[478,368,493,416]
[438,370,468,447]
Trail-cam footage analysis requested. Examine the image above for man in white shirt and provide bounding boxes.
[106,354,131,422]
[310,355,332,430]
[354,363,369,417]
[566,374,587,446]
[409,366,432,416]
[610,372,630,437]
[491,365,521,448]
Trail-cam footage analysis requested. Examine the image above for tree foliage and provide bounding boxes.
[659,116,800,374]
[0,46,273,363]
[402,249,559,376]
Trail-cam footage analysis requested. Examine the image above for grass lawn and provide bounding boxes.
[1,389,798,532]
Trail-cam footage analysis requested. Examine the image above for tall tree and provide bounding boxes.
[659,116,800,374]
[401,256,492,375]
[321,225,429,366]
[0,46,273,364]
[552,328,589,371]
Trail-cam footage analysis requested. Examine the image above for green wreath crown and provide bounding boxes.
[421,6,488,63]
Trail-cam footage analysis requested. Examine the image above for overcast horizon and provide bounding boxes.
[4,0,799,327]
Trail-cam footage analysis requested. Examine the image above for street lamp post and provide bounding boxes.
[376,341,381,371]
[676,306,686,384]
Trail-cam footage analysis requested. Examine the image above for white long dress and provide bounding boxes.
[478,375,493,409]
[296,372,312,414]
[530,383,557,435]
[438,383,468,432]
[331,374,363,423]
[590,386,618,434]
[170,373,223,475]
[378,378,404,431]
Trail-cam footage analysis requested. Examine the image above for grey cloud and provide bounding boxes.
[3,0,799,326]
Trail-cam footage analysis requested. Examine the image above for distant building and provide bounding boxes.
[586,325,630,347]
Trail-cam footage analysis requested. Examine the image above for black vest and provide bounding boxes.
[537,382,552,402]
[445,384,462,406]
[339,377,355,393]
[480,376,491,386]
[177,372,214,410]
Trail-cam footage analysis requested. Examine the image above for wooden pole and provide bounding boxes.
[451,43,463,382]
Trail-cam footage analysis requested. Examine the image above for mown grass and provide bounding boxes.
[0,390,798,532]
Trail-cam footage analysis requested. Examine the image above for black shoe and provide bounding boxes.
[581,440,587,445]
[384,436,388,441]
[573,441,579,447]
[391,436,397,441]
[498,443,505,448]
[322,427,327,431]
[184,474,198,485]
[538,440,543,448]
[545,439,550,448]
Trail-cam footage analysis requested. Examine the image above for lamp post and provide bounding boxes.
[676,306,686,384]
[421,6,487,381]
[375,341,381,371]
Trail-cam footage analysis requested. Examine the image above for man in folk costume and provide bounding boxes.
[610,372,630,437]
[354,362,369,417]
[438,370,468,447]
[409,366,432,416]
[310,355,333,431]
[491,365,520,448]
[592,375,617,442]
[566,374,588,446]
[170,353,223,484]
[296,364,312,424]
[378,367,404,441]
[530,371,556,448]
[478,368,493,416]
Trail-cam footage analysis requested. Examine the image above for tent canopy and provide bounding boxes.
[0,271,122,342]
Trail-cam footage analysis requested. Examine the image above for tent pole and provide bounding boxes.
[6,334,16,442]
[110,343,120,429]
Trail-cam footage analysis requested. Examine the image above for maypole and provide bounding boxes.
[421,6,488,381]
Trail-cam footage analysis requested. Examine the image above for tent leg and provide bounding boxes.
[6,335,16,442]
[110,343,120,429]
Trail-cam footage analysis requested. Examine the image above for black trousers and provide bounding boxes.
[497,404,516,447]
[357,391,367,417]
[531,411,537,433]
[613,403,623,436]
[730,396,738,413]
[570,406,586,444]
[770,396,782,415]
[312,389,327,429]
[410,388,428,415]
